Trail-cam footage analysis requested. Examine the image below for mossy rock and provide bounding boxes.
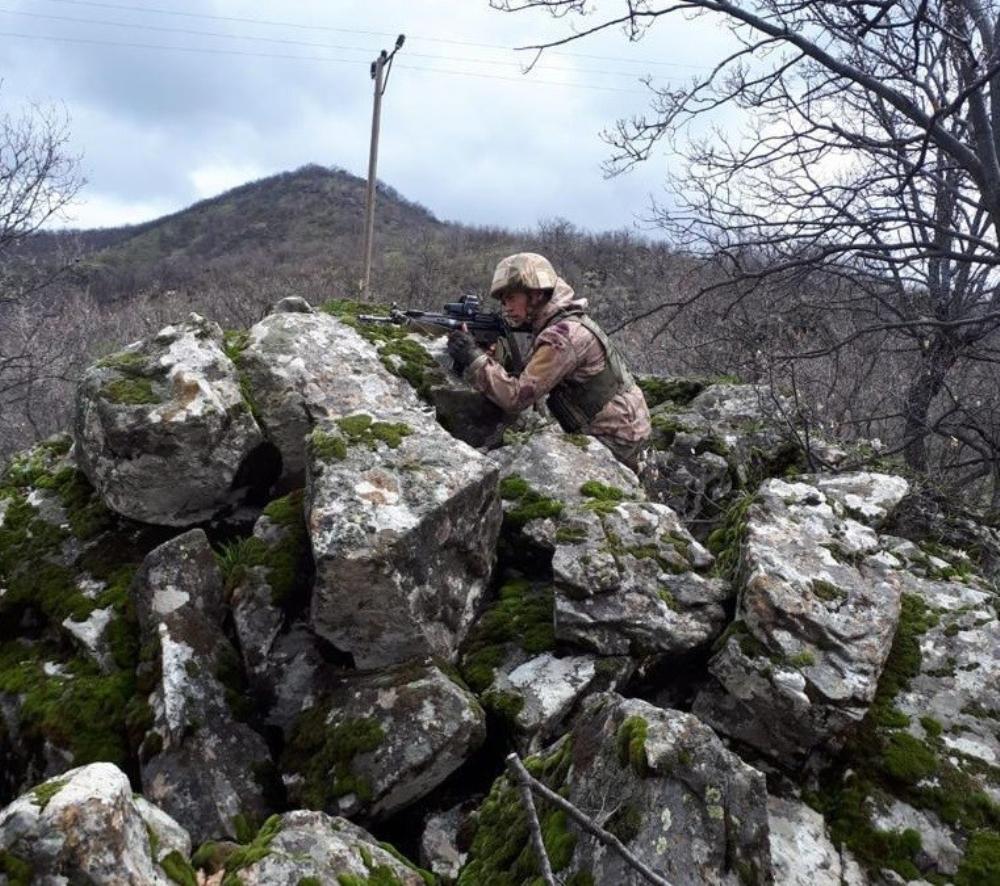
[460,577,555,694]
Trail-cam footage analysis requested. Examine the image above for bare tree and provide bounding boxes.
[490,0,1000,488]
[0,94,83,457]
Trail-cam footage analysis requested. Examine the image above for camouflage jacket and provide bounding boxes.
[465,279,652,446]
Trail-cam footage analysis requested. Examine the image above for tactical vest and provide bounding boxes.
[538,309,634,433]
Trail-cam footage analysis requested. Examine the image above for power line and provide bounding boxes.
[0,29,653,93]
[38,0,712,69]
[0,6,690,78]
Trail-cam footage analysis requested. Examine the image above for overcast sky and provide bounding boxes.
[0,0,738,233]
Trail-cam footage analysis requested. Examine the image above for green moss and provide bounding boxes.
[921,716,943,738]
[336,414,412,450]
[483,689,525,730]
[498,474,564,529]
[31,775,69,810]
[956,831,1000,885]
[554,526,588,544]
[810,579,846,602]
[458,740,575,885]
[96,348,147,372]
[707,493,755,581]
[788,651,816,668]
[222,814,283,885]
[810,590,1000,879]
[216,536,268,589]
[283,708,384,810]
[882,732,938,785]
[0,851,32,886]
[604,802,643,844]
[376,842,436,886]
[192,841,236,872]
[298,879,323,886]
[309,427,348,462]
[320,299,437,401]
[565,433,590,449]
[100,376,160,406]
[0,642,136,767]
[223,329,250,363]
[616,715,649,777]
[579,481,627,501]
[658,587,679,611]
[215,489,310,606]
[461,578,555,693]
[161,850,199,886]
[636,376,705,408]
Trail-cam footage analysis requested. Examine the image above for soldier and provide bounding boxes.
[447,252,652,472]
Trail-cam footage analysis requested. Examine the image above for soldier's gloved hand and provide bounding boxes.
[447,329,480,371]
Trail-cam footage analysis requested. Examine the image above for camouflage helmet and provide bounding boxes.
[489,253,558,299]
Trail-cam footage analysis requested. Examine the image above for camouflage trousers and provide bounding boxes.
[595,434,653,477]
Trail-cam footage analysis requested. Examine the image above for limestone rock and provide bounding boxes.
[221,810,429,884]
[496,424,643,522]
[306,410,500,669]
[460,693,771,885]
[551,501,729,656]
[282,661,485,820]
[74,313,264,526]
[132,531,272,844]
[458,574,630,750]
[131,528,225,631]
[694,476,904,764]
[768,795,869,885]
[0,763,183,884]
[237,307,423,485]
[420,802,476,881]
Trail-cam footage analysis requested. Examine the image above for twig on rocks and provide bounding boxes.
[506,752,673,886]
[506,752,557,886]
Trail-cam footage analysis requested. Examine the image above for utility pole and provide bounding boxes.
[360,33,405,299]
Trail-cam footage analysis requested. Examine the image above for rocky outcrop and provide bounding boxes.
[694,475,907,764]
[549,500,728,657]
[0,763,188,885]
[217,810,432,884]
[282,661,485,820]
[306,410,501,668]
[235,302,424,485]
[131,530,273,844]
[460,693,772,885]
[75,313,264,526]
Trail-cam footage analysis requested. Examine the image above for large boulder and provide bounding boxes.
[75,313,264,526]
[215,810,431,884]
[306,410,501,668]
[282,661,485,820]
[236,301,424,485]
[131,530,273,844]
[459,693,772,885]
[694,475,907,765]
[0,763,188,885]
[551,500,729,657]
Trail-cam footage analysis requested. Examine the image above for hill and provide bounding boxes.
[15,164,448,302]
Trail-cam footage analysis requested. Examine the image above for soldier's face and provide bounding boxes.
[499,290,532,327]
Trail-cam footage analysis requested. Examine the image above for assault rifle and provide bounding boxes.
[358,295,523,373]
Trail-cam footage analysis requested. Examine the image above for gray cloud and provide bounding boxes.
[0,0,732,232]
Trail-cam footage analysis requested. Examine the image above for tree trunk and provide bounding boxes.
[902,338,956,474]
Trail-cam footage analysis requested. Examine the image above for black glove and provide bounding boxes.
[447,329,480,371]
